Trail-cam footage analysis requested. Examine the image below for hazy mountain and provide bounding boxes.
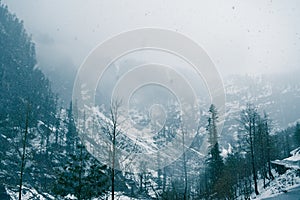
[41,60,300,148]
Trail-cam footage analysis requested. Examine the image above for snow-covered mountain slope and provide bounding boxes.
[220,72,300,145]
[44,59,300,148]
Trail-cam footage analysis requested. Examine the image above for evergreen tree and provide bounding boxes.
[0,1,55,128]
[205,104,224,198]
[54,140,109,199]
[86,163,109,198]
[54,142,89,199]
[220,152,243,199]
[0,2,57,196]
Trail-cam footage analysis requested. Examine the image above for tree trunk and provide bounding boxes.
[182,130,188,200]
[78,143,83,200]
[139,173,143,191]
[111,121,116,200]
[111,167,115,200]
[265,121,274,180]
[18,105,29,200]
[250,117,259,195]
[162,167,166,193]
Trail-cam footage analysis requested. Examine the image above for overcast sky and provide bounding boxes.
[3,0,300,76]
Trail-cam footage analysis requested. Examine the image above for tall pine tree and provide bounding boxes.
[205,104,224,198]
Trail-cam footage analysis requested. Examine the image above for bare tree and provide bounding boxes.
[108,100,122,200]
[263,112,274,180]
[95,100,123,200]
[239,104,259,195]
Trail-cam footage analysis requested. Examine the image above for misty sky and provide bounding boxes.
[3,0,300,76]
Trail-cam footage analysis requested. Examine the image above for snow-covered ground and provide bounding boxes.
[6,187,139,200]
[100,192,140,200]
[254,169,300,199]
[244,147,300,199]
[261,185,300,200]
[251,147,300,199]
[6,186,55,200]
[6,187,143,200]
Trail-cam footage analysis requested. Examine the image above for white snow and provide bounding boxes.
[254,169,300,199]
[272,147,300,170]
[6,186,55,200]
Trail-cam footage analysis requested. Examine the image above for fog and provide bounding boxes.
[3,0,300,76]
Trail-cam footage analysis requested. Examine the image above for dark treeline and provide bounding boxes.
[1,2,300,200]
[0,3,112,199]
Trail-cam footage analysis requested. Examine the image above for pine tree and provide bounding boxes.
[0,2,57,196]
[86,162,109,198]
[205,104,224,197]
[54,142,88,199]
[54,140,109,199]
[54,100,109,199]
